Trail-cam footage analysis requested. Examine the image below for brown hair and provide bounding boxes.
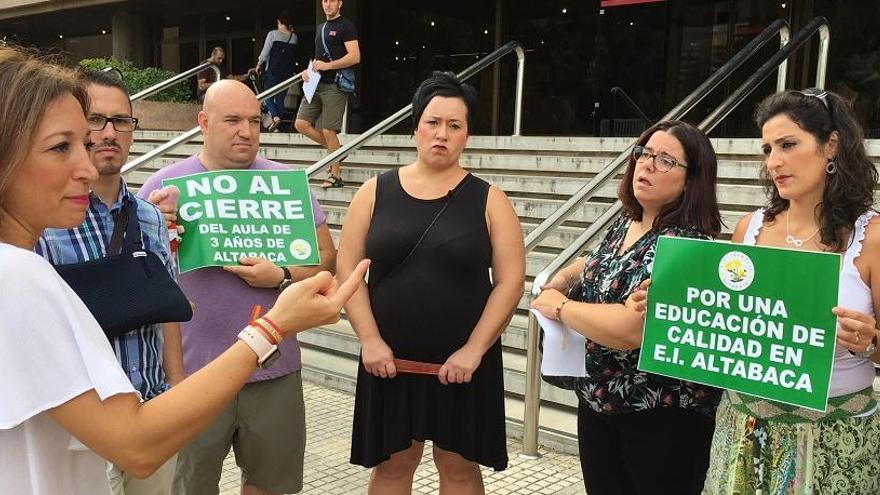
[618,120,722,237]
[0,45,88,214]
[755,89,877,252]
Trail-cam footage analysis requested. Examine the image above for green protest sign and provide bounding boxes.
[637,237,840,411]
[161,170,320,273]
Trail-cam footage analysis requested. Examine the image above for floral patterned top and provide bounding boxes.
[573,215,722,416]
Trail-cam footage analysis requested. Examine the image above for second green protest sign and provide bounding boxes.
[637,237,840,411]
[162,170,320,273]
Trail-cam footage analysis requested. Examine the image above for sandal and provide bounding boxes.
[266,116,281,132]
[320,174,345,189]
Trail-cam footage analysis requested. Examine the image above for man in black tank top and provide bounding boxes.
[197,47,225,104]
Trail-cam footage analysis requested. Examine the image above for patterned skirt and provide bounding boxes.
[702,391,880,495]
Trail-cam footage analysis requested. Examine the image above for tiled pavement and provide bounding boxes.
[219,381,585,494]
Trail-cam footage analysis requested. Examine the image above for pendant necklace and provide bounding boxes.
[785,213,821,247]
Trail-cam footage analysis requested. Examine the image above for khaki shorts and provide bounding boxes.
[296,82,348,131]
[108,454,177,495]
[173,371,306,494]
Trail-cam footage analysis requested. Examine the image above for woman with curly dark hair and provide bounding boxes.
[700,89,880,493]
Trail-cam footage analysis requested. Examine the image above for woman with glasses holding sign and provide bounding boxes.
[0,45,368,494]
[693,90,880,493]
[532,120,723,494]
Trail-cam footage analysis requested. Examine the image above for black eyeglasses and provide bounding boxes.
[88,114,138,133]
[632,145,688,172]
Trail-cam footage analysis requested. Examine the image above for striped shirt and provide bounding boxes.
[36,180,174,400]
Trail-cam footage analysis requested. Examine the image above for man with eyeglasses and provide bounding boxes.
[35,69,183,495]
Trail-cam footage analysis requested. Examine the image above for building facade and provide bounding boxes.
[1,0,877,137]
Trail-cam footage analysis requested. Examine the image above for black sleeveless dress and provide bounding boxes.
[349,170,508,471]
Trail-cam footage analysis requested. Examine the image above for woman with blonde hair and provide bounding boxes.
[0,45,367,494]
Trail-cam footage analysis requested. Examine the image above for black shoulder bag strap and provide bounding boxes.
[376,174,472,286]
[107,198,144,256]
[320,22,332,60]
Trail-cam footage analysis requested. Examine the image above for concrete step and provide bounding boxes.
[318,205,743,252]
[135,131,642,154]
[127,142,780,182]
[312,181,768,220]
[133,130,880,156]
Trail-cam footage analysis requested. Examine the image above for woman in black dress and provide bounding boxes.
[337,72,525,494]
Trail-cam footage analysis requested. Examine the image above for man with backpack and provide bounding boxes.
[294,0,360,189]
[254,10,298,132]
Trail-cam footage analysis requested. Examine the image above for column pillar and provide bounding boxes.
[112,11,147,66]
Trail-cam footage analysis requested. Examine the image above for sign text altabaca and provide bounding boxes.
[638,237,840,411]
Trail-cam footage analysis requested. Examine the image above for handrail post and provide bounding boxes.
[305,41,526,178]
[513,46,525,136]
[131,62,220,102]
[815,24,830,88]
[521,203,622,457]
[699,17,830,133]
[522,19,790,254]
[122,73,305,176]
[610,86,652,124]
[123,43,524,176]
[520,303,545,458]
[121,127,204,175]
[520,17,825,458]
[776,26,790,92]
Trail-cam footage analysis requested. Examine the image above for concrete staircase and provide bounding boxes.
[127,131,880,454]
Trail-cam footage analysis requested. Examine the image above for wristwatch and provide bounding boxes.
[277,266,293,291]
[237,325,281,368]
[854,335,878,359]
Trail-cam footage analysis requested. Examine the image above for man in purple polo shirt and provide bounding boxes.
[138,80,335,495]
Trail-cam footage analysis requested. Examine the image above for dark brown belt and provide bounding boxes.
[393,358,442,375]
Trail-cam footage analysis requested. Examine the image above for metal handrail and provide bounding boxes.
[304,40,525,179]
[522,19,790,256]
[610,86,652,125]
[700,17,830,130]
[131,61,220,102]
[121,72,304,175]
[122,41,524,178]
[520,18,805,458]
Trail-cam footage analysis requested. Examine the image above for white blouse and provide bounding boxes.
[0,243,137,494]
[744,209,877,398]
